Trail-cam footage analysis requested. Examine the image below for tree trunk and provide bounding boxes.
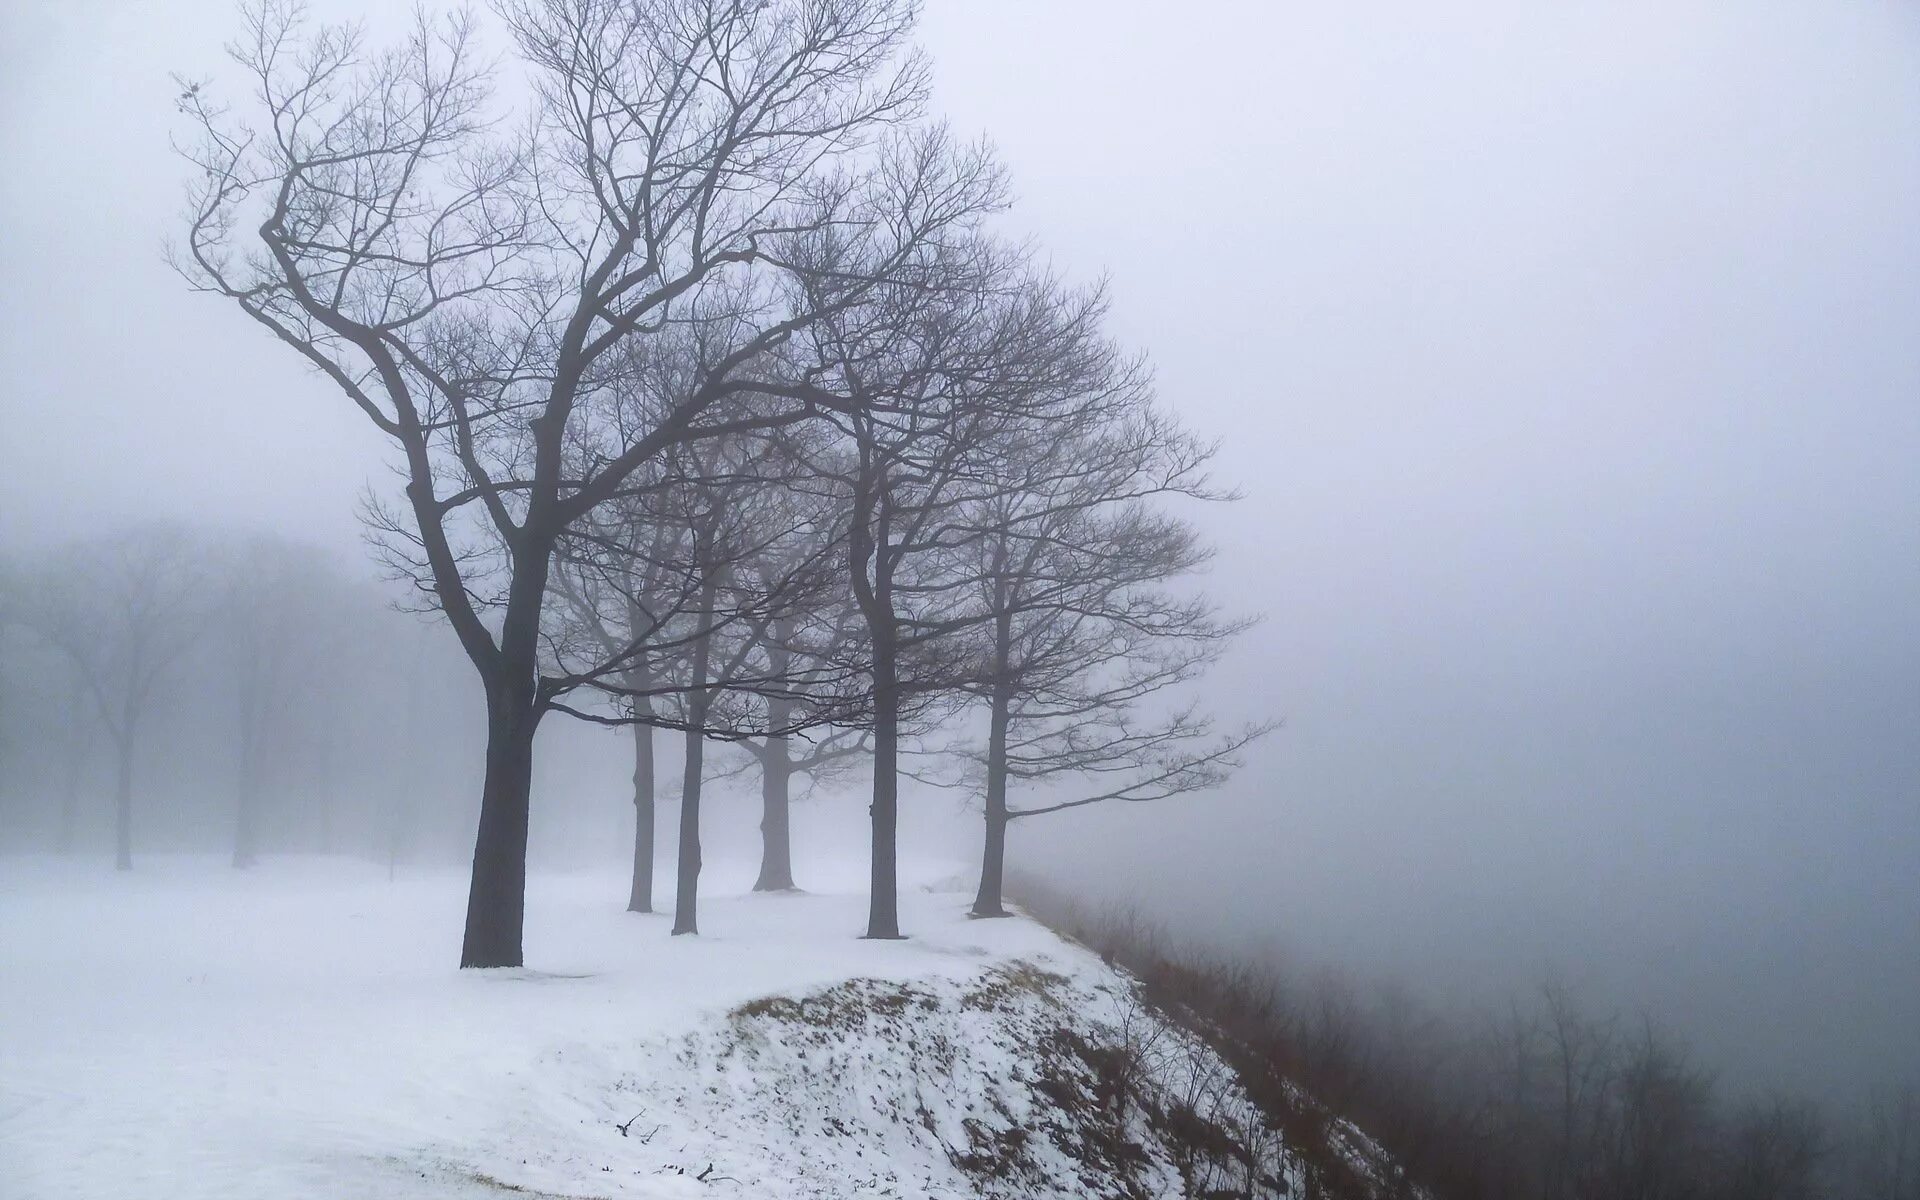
[628,709,656,913]
[754,748,795,892]
[672,607,714,937]
[970,680,1013,918]
[865,640,903,939]
[753,687,795,892]
[671,708,706,935]
[112,731,134,872]
[459,683,540,968]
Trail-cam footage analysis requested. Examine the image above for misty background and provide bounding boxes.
[3,0,1916,1113]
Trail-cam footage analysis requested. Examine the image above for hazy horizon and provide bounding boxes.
[3,0,1916,1118]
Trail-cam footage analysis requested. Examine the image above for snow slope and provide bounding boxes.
[0,856,1306,1198]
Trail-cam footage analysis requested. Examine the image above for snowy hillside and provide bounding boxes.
[0,857,1358,1199]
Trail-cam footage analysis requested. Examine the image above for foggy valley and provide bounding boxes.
[2,1,1916,1197]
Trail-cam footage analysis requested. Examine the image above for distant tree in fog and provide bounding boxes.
[13,527,210,869]
[689,429,870,897]
[218,535,345,868]
[1852,1083,1920,1200]
[735,654,869,894]
[693,555,871,898]
[178,0,988,967]
[1596,1021,1717,1200]
[1719,1095,1828,1200]
[1038,893,1868,1200]
[547,479,685,916]
[545,389,863,916]
[633,435,850,936]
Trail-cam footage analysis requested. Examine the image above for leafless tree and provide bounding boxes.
[942,370,1270,919]
[1717,1095,1827,1200]
[547,384,866,912]
[177,0,990,966]
[679,563,872,896]
[1852,1083,1920,1200]
[654,434,857,934]
[1595,1019,1716,1200]
[707,429,870,894]
[792,238,1137,939]
[0,594,97,853]
[13,527,211,870]
[737,645,869,893]
[549,422,855,933]
[546,452,697,915]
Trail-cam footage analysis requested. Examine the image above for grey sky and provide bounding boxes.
[3,0,1916,1102]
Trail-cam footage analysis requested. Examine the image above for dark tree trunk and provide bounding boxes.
[865,640,902,939]
[671,709,706,935]
[459,682,540,968]
[753,685,795,892]
[971,680,1013,919]
[753,747,795,892]
[672,604,714,937]
[628,711,656,913]
[112,731,134,872]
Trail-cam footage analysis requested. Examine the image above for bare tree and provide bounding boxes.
[792,239,1043,938]
[1718,1095,1827,1200]
[1853,1083,1920,1200]
[738,651,868,893]
[547,455,697,915]
[651,434,850,934]
[177,0,985,966]
[14,528,210,870]
[1596,1019,1717,1200]
[0,593,96,853]
[549,419,855,932]
[707,431,870,894]
[944,372,1269,919]
[546,379,863,913]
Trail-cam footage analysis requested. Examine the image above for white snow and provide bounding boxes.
[1,854,1259,1199]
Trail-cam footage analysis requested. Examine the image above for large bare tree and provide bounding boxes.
[177,0,990,966]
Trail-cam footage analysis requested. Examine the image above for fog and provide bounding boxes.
[4,0,1917,1122]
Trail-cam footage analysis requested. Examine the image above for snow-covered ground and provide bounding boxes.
[2,854,1285,1199]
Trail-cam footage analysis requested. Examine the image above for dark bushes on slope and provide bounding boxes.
[1009,875,1873,1200]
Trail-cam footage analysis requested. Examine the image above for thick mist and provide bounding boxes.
[3,0,1916,1122]
[916,0,1920,1105]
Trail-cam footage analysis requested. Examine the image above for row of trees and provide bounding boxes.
[0,527,487,870]
[175,0,1266,966]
